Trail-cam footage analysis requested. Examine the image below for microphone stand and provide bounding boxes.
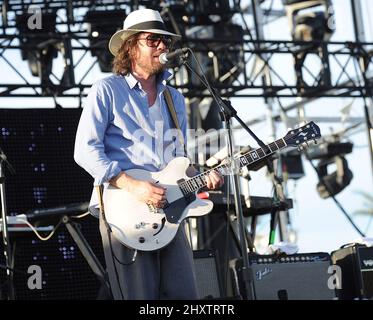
[0,147,16,300]
[266,159,289,244]
[182,50,271,300]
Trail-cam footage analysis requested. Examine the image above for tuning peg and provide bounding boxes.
[305,141,309,147]
[297,145,304,152]
[313,139,317,144]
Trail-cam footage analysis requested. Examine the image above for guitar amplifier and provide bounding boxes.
[331,244,373,300]
[193,250,223,299]
[230,252,336,300]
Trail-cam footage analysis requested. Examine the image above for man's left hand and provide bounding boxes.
[205,171,224,190]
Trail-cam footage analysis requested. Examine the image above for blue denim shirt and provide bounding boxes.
[74,71,187,209]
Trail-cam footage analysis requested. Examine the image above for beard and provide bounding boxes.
[136,55,164,76]
[149,63,164,76]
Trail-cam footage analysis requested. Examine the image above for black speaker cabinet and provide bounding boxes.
[230,252,336,300]
[0,215,105,300]
[331,244,373,300]
[193,250,222,299]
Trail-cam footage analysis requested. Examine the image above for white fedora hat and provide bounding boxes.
[108,8,181,56]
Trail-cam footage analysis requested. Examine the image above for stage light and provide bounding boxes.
[16,11,58,88]
[283,1,335,91]
[282,0,335,42]
[148,0,243,86]
[190,21,244,86]
[307,140,353,198]
[85,10,126,73]
[307,142,353,160]
[316,155,353,199]
[188,0,238,24]
[158,1,188,37]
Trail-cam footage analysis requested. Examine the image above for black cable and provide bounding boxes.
[223,177,231,298]
[100,210,137,300]
[157,250,162,300]
[105,223,137,267]
[96,185,137,300]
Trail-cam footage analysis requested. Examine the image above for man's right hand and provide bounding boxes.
[109,172,167,208]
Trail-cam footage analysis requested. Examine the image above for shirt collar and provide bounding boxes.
[124,70,172,90]
[124,73,138,89]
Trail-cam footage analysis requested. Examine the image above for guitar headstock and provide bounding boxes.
[284,121,321,149]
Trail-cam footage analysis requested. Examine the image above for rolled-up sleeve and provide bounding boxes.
[74,81,122,185]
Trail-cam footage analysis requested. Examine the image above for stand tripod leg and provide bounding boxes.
[249,215,257,245]
[269,211,278,245]
[62,215,111,299]
[0,166,15,300]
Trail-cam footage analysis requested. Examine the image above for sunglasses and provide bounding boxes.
[137,34,173,48]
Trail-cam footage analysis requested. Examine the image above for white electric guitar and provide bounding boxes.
[103,122,321,251]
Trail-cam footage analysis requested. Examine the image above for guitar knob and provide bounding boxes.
[138,237,145,243]
[152,223,158,229]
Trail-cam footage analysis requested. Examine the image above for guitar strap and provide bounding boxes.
[163,86,187,157]
[96,185,108,225]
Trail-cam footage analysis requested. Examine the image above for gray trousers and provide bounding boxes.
[99,216,199,300]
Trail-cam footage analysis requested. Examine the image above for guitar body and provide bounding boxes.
[103,157,213,251]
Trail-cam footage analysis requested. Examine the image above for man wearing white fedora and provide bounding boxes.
[74,8,223,300]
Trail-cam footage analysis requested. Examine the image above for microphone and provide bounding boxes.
[159,47,189,65]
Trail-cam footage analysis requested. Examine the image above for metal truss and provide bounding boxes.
[2,36,373,99]
[1,0,373,102]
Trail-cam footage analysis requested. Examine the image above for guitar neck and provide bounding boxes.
[180,137,288,194]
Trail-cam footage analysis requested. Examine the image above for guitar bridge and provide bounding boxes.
[147,203,162,214]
